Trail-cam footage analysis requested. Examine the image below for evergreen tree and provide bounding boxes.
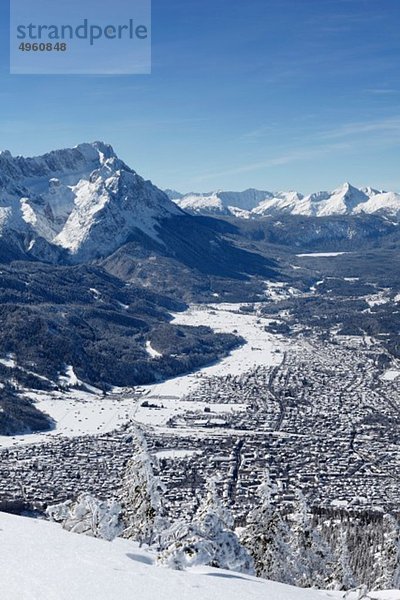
[241,472,295,583]
[329,527,357,591]
[196,475,234,529]
[289,489,334,588]
[374,514,400,590]
[120,425,167,546]
[158,476,254,574]
[46,493,123,541]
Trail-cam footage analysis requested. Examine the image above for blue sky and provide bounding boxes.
[0,0,400,193]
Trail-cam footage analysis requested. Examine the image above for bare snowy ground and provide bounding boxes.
[381,369,400,381]
[1,511,384,600]
[296,252,350,257]
[0,388,138,449]
[145,340,163,358]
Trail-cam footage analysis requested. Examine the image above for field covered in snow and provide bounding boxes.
[296,252,351,258]
[0,387,139,449]
[5,511,397,600]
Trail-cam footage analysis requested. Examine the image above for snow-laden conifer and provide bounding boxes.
[46,493,122,541]
[241,471,295,583]
[374,514,400,590]
[289,489,334,588]
[158,475,254,574]
[120,425,167,546]
[328,527,357,590]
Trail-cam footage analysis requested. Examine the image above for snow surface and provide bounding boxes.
[176,193,232,216]
[0,388,138,449]
[155,449,200,459]
[0,354,17,368]
[264,281,301,301]
[296,252,350,258]
[0,512,355,600]
[172,189,272,213]
[59,365,80,387]
[365,293,390,307]
[145,341,163,359]
[381,369,400,381]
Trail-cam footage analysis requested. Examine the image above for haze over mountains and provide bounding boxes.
[167,183,400,220]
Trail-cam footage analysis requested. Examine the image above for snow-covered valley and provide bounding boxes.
[0,303,283,448]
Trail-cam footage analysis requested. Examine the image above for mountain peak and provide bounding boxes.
[0,142,181,261]
[74,141,117,162]
[337,182,358,194]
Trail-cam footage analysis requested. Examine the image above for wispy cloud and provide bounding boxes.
[192,142,349,183]
[318,117,400,140]
[195,114,400,184]
[241,124,278,140]
[365,88,400,95]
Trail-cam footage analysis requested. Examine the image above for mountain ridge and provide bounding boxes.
[168,183,400,220]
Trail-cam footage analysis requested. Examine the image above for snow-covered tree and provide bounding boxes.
[120,425,167,546]
[158,476,254,574]
[241,472,295,584]
[195,475,234,529]
[374,514,400,590]
[329,527,357,591]
[289,489,334,588]
[46,493,123,541]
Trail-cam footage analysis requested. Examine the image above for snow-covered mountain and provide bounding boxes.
[170,188,275,217]
[170,183,400,220]
[2,511,387,600]
[0,142,182,261]
[252,191,306,217]
[176,192,233,216]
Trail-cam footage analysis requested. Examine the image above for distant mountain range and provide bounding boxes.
[166,183,400,220]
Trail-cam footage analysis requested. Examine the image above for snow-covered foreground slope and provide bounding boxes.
[0,512,354,600]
